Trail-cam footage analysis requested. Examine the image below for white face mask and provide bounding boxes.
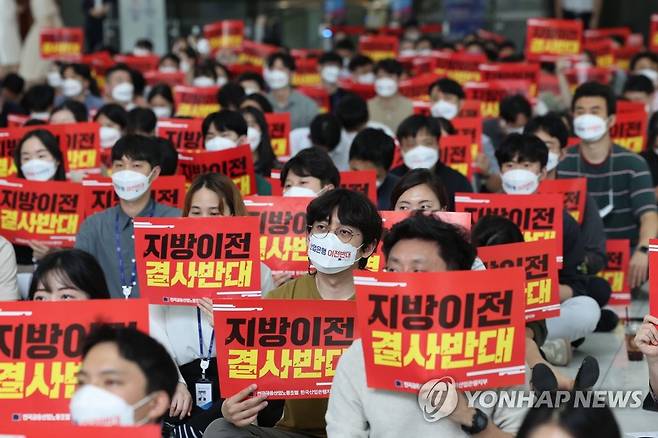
[374,77,398,98]
[21,159,57,181]
[112,82,134,103]
[264,69,290,90]
[193,76,216,88]
[546,151,560,172]
[62,78,83,97]
[70,384,152,426]
[357,72,375,84]
[205,136,237,151]
[506,126,524,135]
[100,126,122,149]
[502,169,539,195]
[47,71,63,88]
[30,112,50,121]
[638,68,658,84]
[243,86,259,96]
[403,145,439,169]
[180,60,191,73]
[430,100,459,119]
[283,186,317,197]
[196,38,211,56]
[112,169,154,201]
[307,233,360,274]
[321,65,341,84]
[400,48,417,57]
[574,114,608,142]
[152,106,172,119]
[247,126,261,152]
[216,76,228,87]
[133,47,150,57]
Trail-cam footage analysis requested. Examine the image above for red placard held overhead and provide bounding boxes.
[339,170,377,204]
[584,40,615,68]
[39,27,83,60]
[355,269,526,392]
[358,35,399,61]
[49,122,101,172]
[157,118,204,151]
[479,63,541,97]
[144,70,187,87]
[177,147,256,196]
[614,45,643,71]
[204,20,245,53]
[440,135,474,180]
[452,117,483,162]
[291,58,321,87]
[214,299,358,399]
[265,113,291,159]
[584,27,631,44]
[651,15,658,52]
[0,179,84,247]
[113,54,160,73]
[238,40,280,68]
[464,81,513,119]
[174,85,220,118]
[610,111,648,154]
[398,74,440,101]
[538,178,587,225]
[433,51,485,84]
[598,239,631,305]
[134,216,261,305]
[0,300,149,423]
[525,18,583,61]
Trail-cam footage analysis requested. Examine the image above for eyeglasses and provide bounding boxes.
[308,222,361,244]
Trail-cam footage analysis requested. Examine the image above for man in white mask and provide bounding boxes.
[75,135,180,299]
[204,189,382,438]
[390,115,473,209]
[428,77,464,120]
[483,94,533,151]
[367,58,413,132]
[317,51,348,112]
[105,64,136,108]
[557,81,658,292]
[280,148,339,198]
[71,324,177,428]
[347,54,375,85]
[265,52,319,129]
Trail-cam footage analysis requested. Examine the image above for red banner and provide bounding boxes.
[565,66,613,89]
[614,45,643,71]
[583,40,615,68]
[455,193,564,266]
[339,170,377,204]
[134,217,261,305]
[144,70,187,87]
[479,63,540,97]
[39,27,83,60]
[355,269,526,392]
[297,86,330,113]
[49,122,101,172]
[617,100,646,115]
[611,111,647,154]
[398,73,440,101]
[265,113,291,159]
[358,35,399,61]
[156,118,204,151]
[584,27,631,44]
[464,81,511,119]
[1,424,161,437]
[0,178,83,247]
[597,239,631,305]
[204,20,245,52]
[432,51,485,84]
[174,86,220,118]
[525,18,583,61]
[0,299,149,423]
[651,15,658,52]
[477,240,560,321]
[538,178,587,225]
[81,175,185,218]
[244,196,310,275]
[451,117,483,161]
[238,40,280,68]
[291,58,321,87]
[650,239,658,316]
[215,299,357,399]
[440,135,473,180]
[177,146,256,196]
[113,54,159,73]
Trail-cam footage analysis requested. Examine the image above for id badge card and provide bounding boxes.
[195,378,213,410]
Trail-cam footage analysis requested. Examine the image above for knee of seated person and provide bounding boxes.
[572,295,601,332]
[586,276,612,307]
[202,418,237,438]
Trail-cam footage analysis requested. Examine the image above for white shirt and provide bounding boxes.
[0,236,18,301]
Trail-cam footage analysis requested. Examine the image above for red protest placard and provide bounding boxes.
[339,170,377,204]
[39,27,83,60]
[113,54,159,73]
[0,126,26,177]
[156,118,204,151]
[440,135,473,180]
[614,45,643,71]
[238,40,280,67]
[565,66,613,89]
[598,239,631,305]
[584,27,630,44]
[7,114,29,127]
[611,111,647,154]
[538,178,587,225]
[464,81,511,119]
[477,240,560,321]
[244,196,310,275]
[584,40,615,68]
[458,100,482,118]
[479,63,540,97]
[358,35,399,61]
[355,269,526,392]
[204,20,245,52]
[265,112,291,159]
[81,175,186,218]
[174,85,220,118]
[291,58,320,87]
[617,100,646,114]
[525,18,583,61]
[144,70,187,87]
[46,122,101,172]
[297,86,330,113]
[650,239,658,316]
[398,73,440,101]
[651,15,658,52]
[432,51,485,84]
[134,216,261,305]
[178,146,256,196]
[1,424,161,437]
[215,299,357,399]
[0,299,149,423]
[455,193,564,266]
[452,117,483,161]
[336,79,376,101]
[0,178,83,247]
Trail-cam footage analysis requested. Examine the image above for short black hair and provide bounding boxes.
[396,114,442,140]
[471,215,524,247]
[436,117,457,135]
[524,113,570,149]
[629,51,658,72]
[307,188,382,269]
[111,134,162,169]
[15,129,66,180]
[240,106,277,176]
[52,99,88,122]
[429,78,465,100]
[500,94,532,123]
[336,93,369,131]
[22,84,55,112]
[374,58,404,77]
[334,38,356,53]
[106,63,133,82]
[237,72,267,91]
[572,81,616,116]
[495,133,548,168]
[94,103,128,129]
[126,107,157,135]
[202,110,247,138]
[383,212,476,270]
[134,38,154,51]
[390,168,449,209]
[147,83,175,107]
[130,69,146,99]
[319,51,343,66]
[349,128,395,170]
[154,137,178,176]
[62,63,100,96]
[623,74,655,95]
[217,83,246,111]
[2,73,25,95]
[242,93,273,113]
[266,52,296,71]
[82,325,178,400]
[29,249,110,300]
[309,114,342,151]
[348,54,374,72]
[158,53,180,68]
[281,148,340,188]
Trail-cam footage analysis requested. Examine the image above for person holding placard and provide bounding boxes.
[633,314,658,411]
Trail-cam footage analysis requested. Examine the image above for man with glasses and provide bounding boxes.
[204,188,383,438]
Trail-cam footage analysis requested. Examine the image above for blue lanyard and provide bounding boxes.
[114,202,155,298]
[197,307,215,378]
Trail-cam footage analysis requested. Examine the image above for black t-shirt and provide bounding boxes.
[640,149,658,188]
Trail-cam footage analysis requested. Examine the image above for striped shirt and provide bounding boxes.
[557,144,657,246]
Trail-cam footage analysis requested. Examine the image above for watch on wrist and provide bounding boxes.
[461,408,489,435]
[638,245,649,254]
